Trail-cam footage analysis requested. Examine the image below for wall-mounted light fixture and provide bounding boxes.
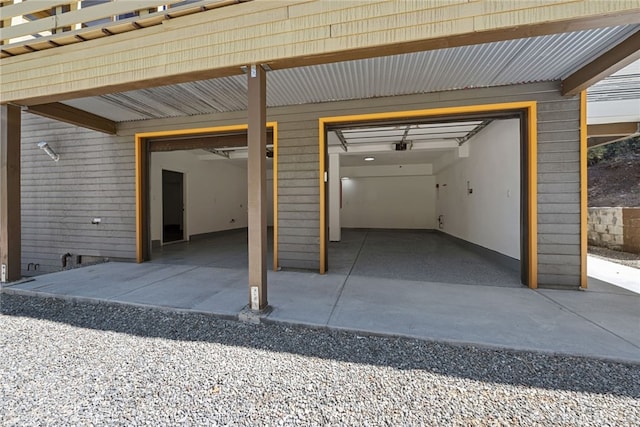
[38,142,59,162]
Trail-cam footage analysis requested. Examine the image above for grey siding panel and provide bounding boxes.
[538,213,580,224]
[538,244,581,255]
[21,113,136,275]
[536,95,581,288]
[537,274,581,288]
[275,81,582,284]
[21,81,582,286]
[538,224,580,235]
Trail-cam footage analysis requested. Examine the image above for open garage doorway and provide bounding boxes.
[135,124,278,269]
[320,103,537,288]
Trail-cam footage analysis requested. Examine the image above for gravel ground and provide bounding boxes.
[589,246,640,269]
[1,294,639,426]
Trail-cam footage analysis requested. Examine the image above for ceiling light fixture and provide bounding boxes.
[364,156,375,161]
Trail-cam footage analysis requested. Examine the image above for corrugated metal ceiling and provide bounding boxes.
[62,24,640,122]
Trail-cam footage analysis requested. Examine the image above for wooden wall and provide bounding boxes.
[22,81,582,288]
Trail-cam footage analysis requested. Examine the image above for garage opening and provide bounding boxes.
[135,125,277,269]
[320,105,536,288]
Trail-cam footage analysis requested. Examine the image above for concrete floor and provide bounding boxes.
[329,229,521,287]
[152,228,521,287]
[3,229,639,363]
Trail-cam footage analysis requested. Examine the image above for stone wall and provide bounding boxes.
[622,209,640,254]
[588,207,640,254]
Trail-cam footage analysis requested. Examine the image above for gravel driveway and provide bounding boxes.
[1,294,638,426]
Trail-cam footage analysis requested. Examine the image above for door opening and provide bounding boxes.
[319,102,538,288]
[162,169,185,244]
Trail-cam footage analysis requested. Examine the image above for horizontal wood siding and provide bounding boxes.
[22,81,580,286]
[536,96,581,287]
[3,0,639,104]
[21,113,136,275]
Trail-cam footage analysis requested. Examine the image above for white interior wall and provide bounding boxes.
[151,151,271,242]
[435,119,520,259]
[340,164,436,229]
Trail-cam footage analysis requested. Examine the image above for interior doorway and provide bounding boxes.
[135,122,279,267]
[162,169,185,244]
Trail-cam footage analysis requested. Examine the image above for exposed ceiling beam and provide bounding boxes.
[588,134,639,148]
[203,147,230,159]
[587,121,640,148]
[328,139,458,154]
[149,132,273,152]
[456,120,493,145]
[587,122,639,137]
[562,30,640,96]
[334,130,349,152]
[26,102,117,134]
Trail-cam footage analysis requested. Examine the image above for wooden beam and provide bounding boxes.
[247,64,268,311]
[587,122,639,138]
[148,131,273,152]
[0,103,21,282]
[587,134,639,148]
[26,102,116,134]
[562,30,640,96]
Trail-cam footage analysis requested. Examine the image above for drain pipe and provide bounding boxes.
[61,252,72,269]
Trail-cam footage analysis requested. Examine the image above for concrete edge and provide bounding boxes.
[1,288,240,322]
[3,289,638,366]
[261,309,640,366]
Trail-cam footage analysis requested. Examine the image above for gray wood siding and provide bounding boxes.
[266,81,581,283]
[22,81,581,287]
[21,114,136,275]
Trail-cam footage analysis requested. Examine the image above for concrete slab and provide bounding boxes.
[9,263,197,299]
[4,229,639,364]
[328,275,640,362]
[111,266,246,310]
[539,282,640,347]
[265,271,347,326]
[191,285,247,317]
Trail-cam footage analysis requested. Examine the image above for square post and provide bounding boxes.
[329,153,341,242]
[0,103,21,283]
[247,64,268,310]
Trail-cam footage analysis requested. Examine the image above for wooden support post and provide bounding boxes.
[0,104,21,283]
[247,64,268,311]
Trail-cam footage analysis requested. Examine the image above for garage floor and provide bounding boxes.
[150,228,521,287]
[150,228,274,270]
[329,229,521,287]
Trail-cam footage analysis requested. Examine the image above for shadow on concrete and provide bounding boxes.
[2,293,638,400]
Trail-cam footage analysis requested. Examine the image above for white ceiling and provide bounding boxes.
[328,120,493,168]
[339,149,453,168]
[61,24,640,122]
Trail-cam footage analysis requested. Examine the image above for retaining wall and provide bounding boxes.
[588,207,640,254]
